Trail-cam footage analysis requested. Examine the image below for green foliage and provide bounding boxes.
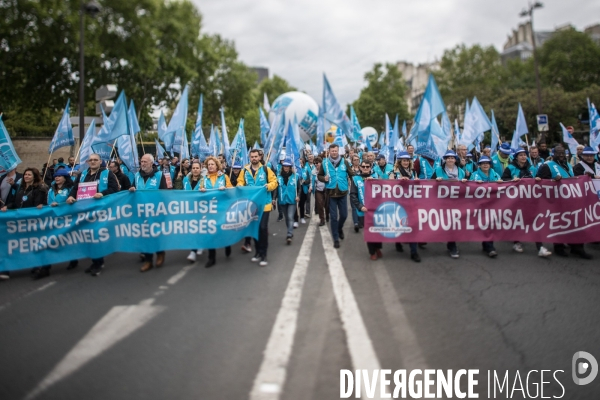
[435,36,600,143]
[537,28,600,92]
[351,63,410,132]
[255,75,297,107]
[0,0,287,142]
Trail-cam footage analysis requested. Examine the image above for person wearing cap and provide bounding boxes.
[492,143,512,176]
[431,150,466,258]
[566,146,598,259]
[372,154,393,179]
[276,151,286,222]
[130,154,169,272]
[349,160,384,261]
[469,156,501,258]
[229,162,243,186]
[237,149,278,266]
[200,156,234,268]
[501,148,537,182]
[391,152,421,261]
[66,153,119,277]
[318,143,354,249]
[500,148,551,257]
[277,159,300,244]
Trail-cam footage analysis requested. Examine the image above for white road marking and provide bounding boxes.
[167,265,195,285]
[320,226,383,400]
[372,264,428,370]
[24,298,164,400]
[0,281,56,312]
[249,218,318,400]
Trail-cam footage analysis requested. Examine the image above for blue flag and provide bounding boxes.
[322,74,352,139]
[155,139,168,159]
[157,111,172,151]
[49,99,74,154]
[94,91,129,146]
[128,100,141,135]
[350,106,362,142]
[460,97,491,147]
[169,85,189,156]
[229,119,248,167]
[259,107,270,145]
[267,115,286,167]
[117,123,139,173]
[78,119,96,171]
[588,99,600,150]
[253,141,260,150]
[220,107,230,161]
[191,94,205,158]
[401,120,407,139]
[0,116,22,174]
[285,121,302,171]
[410,75,446,160]
[490,110,500,152]
[511,103,528,151]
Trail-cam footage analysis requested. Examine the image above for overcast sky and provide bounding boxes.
[193,0,599,107]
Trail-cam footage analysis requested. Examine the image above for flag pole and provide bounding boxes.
[42,153,53,182]
[229,148,238,178]
[70,140,84,177]
[137,130,146,155]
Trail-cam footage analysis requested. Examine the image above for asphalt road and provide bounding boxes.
[1,211,600,400]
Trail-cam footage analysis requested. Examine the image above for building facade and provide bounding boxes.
[396,61,439,115]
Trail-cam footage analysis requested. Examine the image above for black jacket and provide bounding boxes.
[5,184,47,209]
[69,167,119,198]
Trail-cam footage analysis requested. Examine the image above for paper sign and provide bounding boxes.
[77,181,98,200]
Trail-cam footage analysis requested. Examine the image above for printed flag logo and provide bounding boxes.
[369,202,412,238]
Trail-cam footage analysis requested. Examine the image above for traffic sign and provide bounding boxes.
[537,114,548,132]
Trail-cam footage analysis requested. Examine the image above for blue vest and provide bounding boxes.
[323,158,349,192]
[182,176,202,191]
[506,163,536,179]
[470,169,501,182]
[121,164,135,184]
[243,165,271,207]
[47,184,71,204]
[491,153,510,176]
[352,175,366,217]
[419,158,437,179]
[203,174,227,189]
[301,165,311,194]
[135,171,163,190]
[277,173,298,205]
[545,161,574,178]
[79,169,109,192]
[372,163,393,179]
[434,165,465,180]
[461,160,475,174]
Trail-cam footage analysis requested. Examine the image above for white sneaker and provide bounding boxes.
[0,273,9,280]
[251,255,261,262]
[187,251,197,263]
[196,249,203,255]
[259,258,268,266]
[293,222,298,228]
[538,246,552,257]
[512,243,524,253]
[300,218,306,224]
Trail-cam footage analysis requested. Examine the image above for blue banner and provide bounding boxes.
[49,99,74,154]
[0,187,266,271]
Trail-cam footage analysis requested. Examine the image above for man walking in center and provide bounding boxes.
[318,143,354,249]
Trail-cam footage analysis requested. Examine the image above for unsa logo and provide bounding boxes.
[369,201,412,239]
[222,199,259,231]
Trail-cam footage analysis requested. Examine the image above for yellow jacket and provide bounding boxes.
[236,163,278,211]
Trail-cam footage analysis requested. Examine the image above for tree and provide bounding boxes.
[537,27,600,92]
[434,44,505,122]
[351,63,410,132]
[255,75,297,107]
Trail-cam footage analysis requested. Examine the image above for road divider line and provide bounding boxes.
[167,265,195,285]
[249,218,318,400]
[372,264,428,370]
[24,298,164,400]
[320,226,383,399]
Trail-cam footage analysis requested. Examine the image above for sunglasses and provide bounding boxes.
[360,165,370,168]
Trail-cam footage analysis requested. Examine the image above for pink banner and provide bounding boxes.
[364,177,600,243]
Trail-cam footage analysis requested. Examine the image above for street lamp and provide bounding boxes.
[519,1,544,117]
[79,1,101,144]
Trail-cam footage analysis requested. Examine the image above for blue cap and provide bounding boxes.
[54,169,70,177]
[478,155,492,164]
[377,154,386,160]
[232,162,242,169]
[396,151,411,159]
[443,150,458,158]
[484,145,491,149]
[282,159,293,167]
[499,143,512,155]
[514,148,527,155]
[466,153,473,158]
[582,146,597,155]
